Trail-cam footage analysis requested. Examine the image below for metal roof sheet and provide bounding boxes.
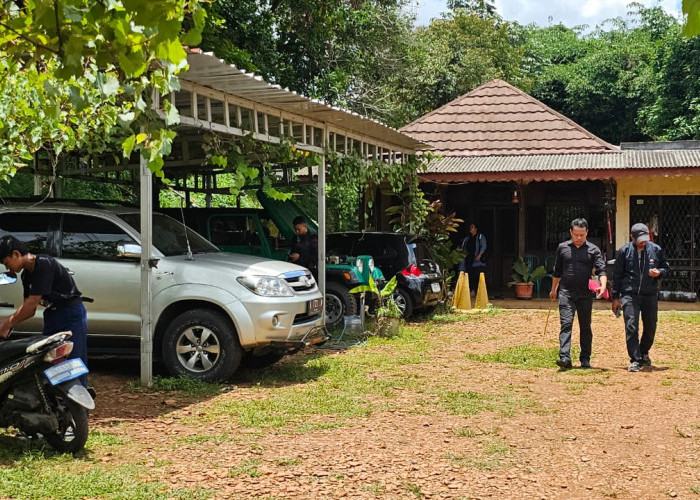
[182,50,426,152]
[421,150,700,182]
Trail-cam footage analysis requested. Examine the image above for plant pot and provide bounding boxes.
[375,316,401,337]
[513,283,534,300]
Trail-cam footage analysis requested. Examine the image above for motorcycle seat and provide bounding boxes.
[0,336,45,363]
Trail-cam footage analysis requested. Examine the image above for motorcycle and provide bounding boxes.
[0,330,95,453]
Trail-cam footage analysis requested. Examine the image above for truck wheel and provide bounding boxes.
[392,287,414,318]
[162,309,242,382]
[325,282,358,329]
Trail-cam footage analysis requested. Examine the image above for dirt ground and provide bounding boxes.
[89,308,700,500]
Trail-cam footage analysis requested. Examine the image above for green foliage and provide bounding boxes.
[199,1,417,126]
[683,0,700,36]
[0,0,206,180]
[639,34,700,140]
[521,5,679,144]
[199,132,321,200]
[401,9,528,121]
[507,256,546,286]
[327,151,429,231]
[350,275,401,318]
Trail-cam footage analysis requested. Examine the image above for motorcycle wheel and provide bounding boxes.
[44,395,89,454]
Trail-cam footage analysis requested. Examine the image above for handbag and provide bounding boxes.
[588,279,609,300]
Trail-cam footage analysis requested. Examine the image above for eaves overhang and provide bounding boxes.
[419,151,700,183]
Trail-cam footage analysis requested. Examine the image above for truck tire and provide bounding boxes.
[162,309,242,381]
[325,282,358,329]
[392,287,414,318]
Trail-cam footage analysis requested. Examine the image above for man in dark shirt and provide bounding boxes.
[549,218,607,369]
[0,235,89,386]
[611,223,669,372]
[288,216,318,279]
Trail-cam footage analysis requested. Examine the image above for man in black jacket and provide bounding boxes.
[612,223,670,372]
[288,216,318,279]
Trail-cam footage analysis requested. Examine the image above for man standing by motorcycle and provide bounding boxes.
[0,235,88,387]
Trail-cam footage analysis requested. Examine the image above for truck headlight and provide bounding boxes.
[237,276,294,297]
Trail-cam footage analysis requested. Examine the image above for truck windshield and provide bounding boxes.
[118,213,221,256]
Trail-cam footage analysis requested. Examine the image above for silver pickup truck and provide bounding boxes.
[0,202,326,381]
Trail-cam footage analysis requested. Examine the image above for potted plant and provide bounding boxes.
[507,256,547,299]
[350,275,402,337]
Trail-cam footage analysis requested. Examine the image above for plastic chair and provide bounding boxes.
[524,255,542,297]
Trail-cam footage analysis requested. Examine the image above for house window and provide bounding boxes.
[545,203,586,252]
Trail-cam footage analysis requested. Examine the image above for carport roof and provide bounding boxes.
[183,49,427,152]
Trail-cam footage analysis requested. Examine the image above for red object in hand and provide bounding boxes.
[588,279,610,300]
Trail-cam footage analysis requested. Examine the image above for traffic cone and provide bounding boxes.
[453,271,472,310]
[475,272,488,309]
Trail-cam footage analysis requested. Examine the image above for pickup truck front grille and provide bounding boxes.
[280,270,317,293]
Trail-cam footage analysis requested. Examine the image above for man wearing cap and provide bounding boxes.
[611,223,670,372]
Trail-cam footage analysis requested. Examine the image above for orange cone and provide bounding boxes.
[475,272,488,309]
[453,271,472,311]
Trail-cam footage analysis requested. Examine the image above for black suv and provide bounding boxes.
[326,232,445,317]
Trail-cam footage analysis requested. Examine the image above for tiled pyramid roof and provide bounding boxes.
[400,79,618,156]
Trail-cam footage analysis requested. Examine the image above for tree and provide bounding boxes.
[447,0,497,19]
[199,0,417,124]
[0,0,206,180]
[639,34,700,139]
[397,9,526,122]
[521,5,678,144]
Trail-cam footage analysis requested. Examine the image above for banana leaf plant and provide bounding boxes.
[349,275,402,318]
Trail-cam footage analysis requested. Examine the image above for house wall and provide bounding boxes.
[615,174,699,248]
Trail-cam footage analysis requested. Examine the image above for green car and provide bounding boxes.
[160,193,384,329]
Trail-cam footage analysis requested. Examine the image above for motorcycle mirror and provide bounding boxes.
[0,272,17,285]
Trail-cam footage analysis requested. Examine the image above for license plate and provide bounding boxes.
[431,282,442,293]
[44,358,88,386]
[308,297,323,314]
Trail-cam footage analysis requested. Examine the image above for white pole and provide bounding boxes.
[317,140,327,313]
[140,147,154,387]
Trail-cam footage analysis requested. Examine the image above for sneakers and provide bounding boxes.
[556,358,573,369]
[641,354,652,366]
[628,361,642,372]
[580,360,591,369]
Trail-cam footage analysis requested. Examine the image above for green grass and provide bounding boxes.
[183,326,432,430]
[464,344,563,369]
[227,459,261,478]
[662,312,700,324]
[430,305,503,324]
[131,376,224,397]
[438,389,536,417]
[0,452,211,500]
[446,437,511,470]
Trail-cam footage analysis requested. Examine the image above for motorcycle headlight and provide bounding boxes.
[355,258,364,274]
[369,258,375,273]
[237,276,294,297]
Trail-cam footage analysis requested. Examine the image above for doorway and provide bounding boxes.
[476,206,519,294]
